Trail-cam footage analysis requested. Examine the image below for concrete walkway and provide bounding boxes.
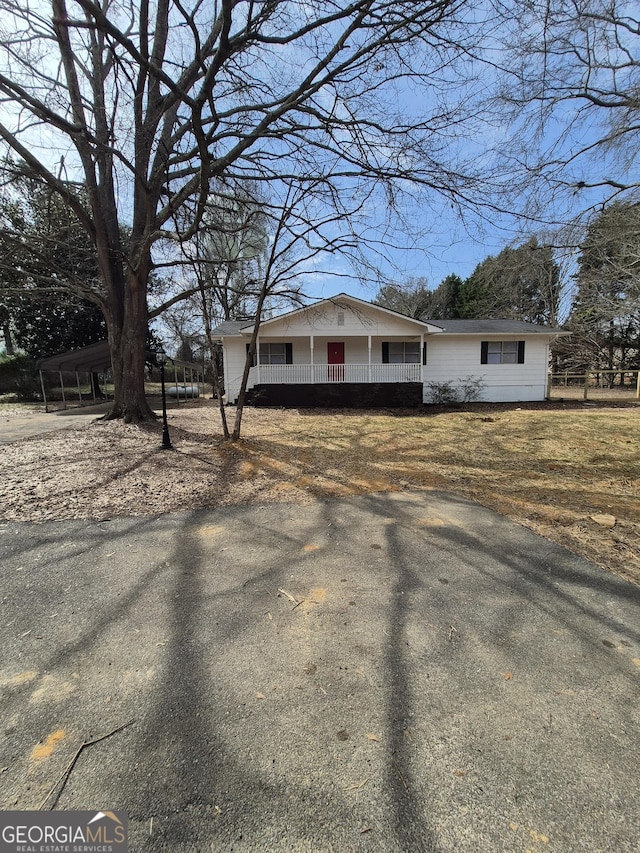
[0,490,638,851]
[0,403,112,444]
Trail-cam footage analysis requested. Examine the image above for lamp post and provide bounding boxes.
[157,347,173,449]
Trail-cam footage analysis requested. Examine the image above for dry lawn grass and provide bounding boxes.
[1,399,638,585]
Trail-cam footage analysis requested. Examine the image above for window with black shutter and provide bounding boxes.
[382,342,420,363]
[258,343,293,364]
[481,341,525,364]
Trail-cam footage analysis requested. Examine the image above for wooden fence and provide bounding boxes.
[548,370,640,401]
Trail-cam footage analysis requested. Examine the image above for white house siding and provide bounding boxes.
[221,338,249,404]
[423,335,550,403]
[223,333,552,404]
[260,300,430,339]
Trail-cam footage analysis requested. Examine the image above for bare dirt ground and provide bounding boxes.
[1,398,639,586]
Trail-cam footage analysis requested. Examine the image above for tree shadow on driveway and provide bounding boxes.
[1,489,638,851]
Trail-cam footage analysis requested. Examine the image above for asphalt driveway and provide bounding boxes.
[0,490,638,851]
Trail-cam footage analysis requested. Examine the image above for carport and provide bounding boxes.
[37,340,112,412]
[37,341,206,411]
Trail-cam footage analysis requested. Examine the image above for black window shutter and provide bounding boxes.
[422,342,427,365]
[285,343,293,364]
[480,341,488,364]
[382,342,389,364]
[517,341,525,363]
[246,343,256,367]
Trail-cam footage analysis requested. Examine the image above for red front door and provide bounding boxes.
[327,342,345,381]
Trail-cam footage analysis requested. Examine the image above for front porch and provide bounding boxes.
[247,362,422,385]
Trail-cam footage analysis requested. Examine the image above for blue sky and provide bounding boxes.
[1,0,634,322]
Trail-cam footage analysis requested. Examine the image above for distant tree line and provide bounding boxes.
[3,183,639,393]
[376,204,640,382]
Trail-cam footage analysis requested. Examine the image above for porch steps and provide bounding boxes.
[245,382,423,408]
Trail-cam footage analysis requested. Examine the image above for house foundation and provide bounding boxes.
[246,382,423,408]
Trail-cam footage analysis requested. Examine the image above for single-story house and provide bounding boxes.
[212,294,565,407]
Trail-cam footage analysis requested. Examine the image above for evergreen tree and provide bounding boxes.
[568,203,640,379]
[426,274,463,319]
[459,238,561,324]
[0,178,106,358]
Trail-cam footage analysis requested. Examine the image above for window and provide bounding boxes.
[259,342,293,364]
[481,341,525,365]
[382,342,424,364]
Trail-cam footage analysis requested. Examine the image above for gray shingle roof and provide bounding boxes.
[211,308,563,337]
[211,319,255,336]
[427,319,563,334]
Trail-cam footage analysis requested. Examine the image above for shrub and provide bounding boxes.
[426,380,461,405]
[458,375,486,403]
[426,375,486,405]
[0,353,40,400]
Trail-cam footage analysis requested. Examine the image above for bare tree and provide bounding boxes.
[170,180,273,440]
[497,0,640,215]
[193,175,379,440]
[0,0,497,421]
[374,278,433,320]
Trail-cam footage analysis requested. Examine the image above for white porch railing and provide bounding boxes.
[249,363,421,385]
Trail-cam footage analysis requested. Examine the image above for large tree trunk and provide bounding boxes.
[104,269,156,422]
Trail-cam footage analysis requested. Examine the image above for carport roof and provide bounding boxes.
[37,340,112,373]
[37,340,205,373]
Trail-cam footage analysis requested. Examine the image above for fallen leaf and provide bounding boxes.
[590,513,616,528]
[454,769,466,777]
[366,733,379,742]
[256,692,266,700]
[504,672,513,680]
[345,779,368,791]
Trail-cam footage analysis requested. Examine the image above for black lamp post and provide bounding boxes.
[157,347,173,449]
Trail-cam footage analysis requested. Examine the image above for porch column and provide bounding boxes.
[368,335,372,382]
[420,333,424,382]
[310,335,314,383]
